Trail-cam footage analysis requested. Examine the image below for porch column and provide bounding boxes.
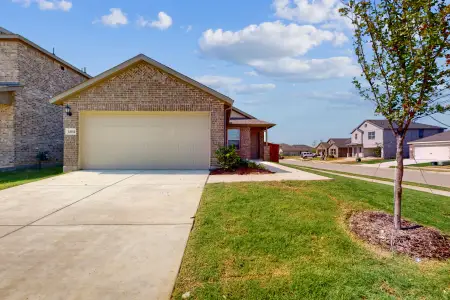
[263,127,270,161]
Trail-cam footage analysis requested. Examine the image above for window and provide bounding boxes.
[419,129,424,139]
[227,129,240,149]
[355,133,358,140]
[368,131,375,140]
[330,149,337,155]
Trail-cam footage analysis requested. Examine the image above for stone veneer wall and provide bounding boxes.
[12,41,87,167]
[63,62,226,171]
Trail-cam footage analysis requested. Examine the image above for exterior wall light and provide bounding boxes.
[65,104,72,116]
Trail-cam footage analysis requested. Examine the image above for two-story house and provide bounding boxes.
[0,27,89,169]
[348,120,445,159]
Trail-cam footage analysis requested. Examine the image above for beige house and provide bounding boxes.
[0,27,89,169]
[49,54,275,171]
[327,138,351,158]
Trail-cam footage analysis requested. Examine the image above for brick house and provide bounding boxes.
[0,27,89,169]
[49,54,276,171]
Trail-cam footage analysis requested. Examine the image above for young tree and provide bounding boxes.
[340,0,450,229]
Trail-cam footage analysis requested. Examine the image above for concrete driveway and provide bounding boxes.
[0,170,209,300]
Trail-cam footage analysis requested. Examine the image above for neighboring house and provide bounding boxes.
[279,144,312,156]
[48,54,276,171]
[0,27,89,170]
[327,138,351,158]
[348,119,445,158]
[316,142,330,157]
[408,131,450,161]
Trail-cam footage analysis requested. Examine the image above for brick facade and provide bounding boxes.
[62,62,226,171]
[0,39,87,169]
[228,126,265,160]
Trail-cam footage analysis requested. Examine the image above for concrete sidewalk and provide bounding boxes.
[283,159,450,188]
[283,164,450,197]
[207,162,330,183]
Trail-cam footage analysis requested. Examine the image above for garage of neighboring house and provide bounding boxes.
[408,131,450,161]
[49,54,234,171]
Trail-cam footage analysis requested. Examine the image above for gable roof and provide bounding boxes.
[328,138,351,147]
[49,54,234,106]
[408,130,450,144]
[230,107,255,119]
[351,119,445,133]
[0,27,90,79]
[317,142,331,149]
[228,106,275,128]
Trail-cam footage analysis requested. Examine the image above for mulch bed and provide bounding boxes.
[210,167,274,175]
[349,211,450,260]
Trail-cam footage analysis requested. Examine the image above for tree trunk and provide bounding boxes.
[394,135,405,230]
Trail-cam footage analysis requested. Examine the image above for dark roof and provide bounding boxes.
[328,138,351,147]
[408,130,450,144]
[280,144,312,152]
[229,119,275,128]
[317,142,331,149]
[355,119,445,131]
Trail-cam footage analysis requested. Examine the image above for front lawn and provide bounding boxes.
[173,175,450,299]
[0,167,63,191]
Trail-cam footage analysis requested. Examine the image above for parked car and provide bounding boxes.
[302,152,316,159]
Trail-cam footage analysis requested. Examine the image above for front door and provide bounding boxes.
[250,130,260,159]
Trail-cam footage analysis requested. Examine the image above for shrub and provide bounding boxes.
[215,145,241,170]
[356,157,362,163]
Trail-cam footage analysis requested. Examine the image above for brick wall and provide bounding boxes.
[13,42,86,167]
[0,104,15,167]
[0,41,19,168]
[62,62,226,171]
[0,41,19,82]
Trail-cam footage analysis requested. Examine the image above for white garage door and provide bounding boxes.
[414,145,450,161]
[80,112,211,170]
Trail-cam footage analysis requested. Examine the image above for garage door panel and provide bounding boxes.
[80,112,210,170]
[414,145,450,161]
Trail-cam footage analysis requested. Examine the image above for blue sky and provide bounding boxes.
[2,0,449,145]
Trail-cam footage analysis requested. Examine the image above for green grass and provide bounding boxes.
[284,164,450,193]
[173,176,450,299]
[0,167,63,191]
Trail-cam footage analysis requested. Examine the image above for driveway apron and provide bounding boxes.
[0,170,209,300]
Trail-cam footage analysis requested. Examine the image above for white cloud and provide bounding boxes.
[151,12,173,30]
[195,75,275,95]
[200,21,344,63]
[137,12,173,30]
[199,21,356,82]
[13,0,72,11]
[96,8,128,27]
[194,75,242,89]
[273,0,344,24]
[248,57,360,81]
[245,71,259,77]
[12,0,32,7]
